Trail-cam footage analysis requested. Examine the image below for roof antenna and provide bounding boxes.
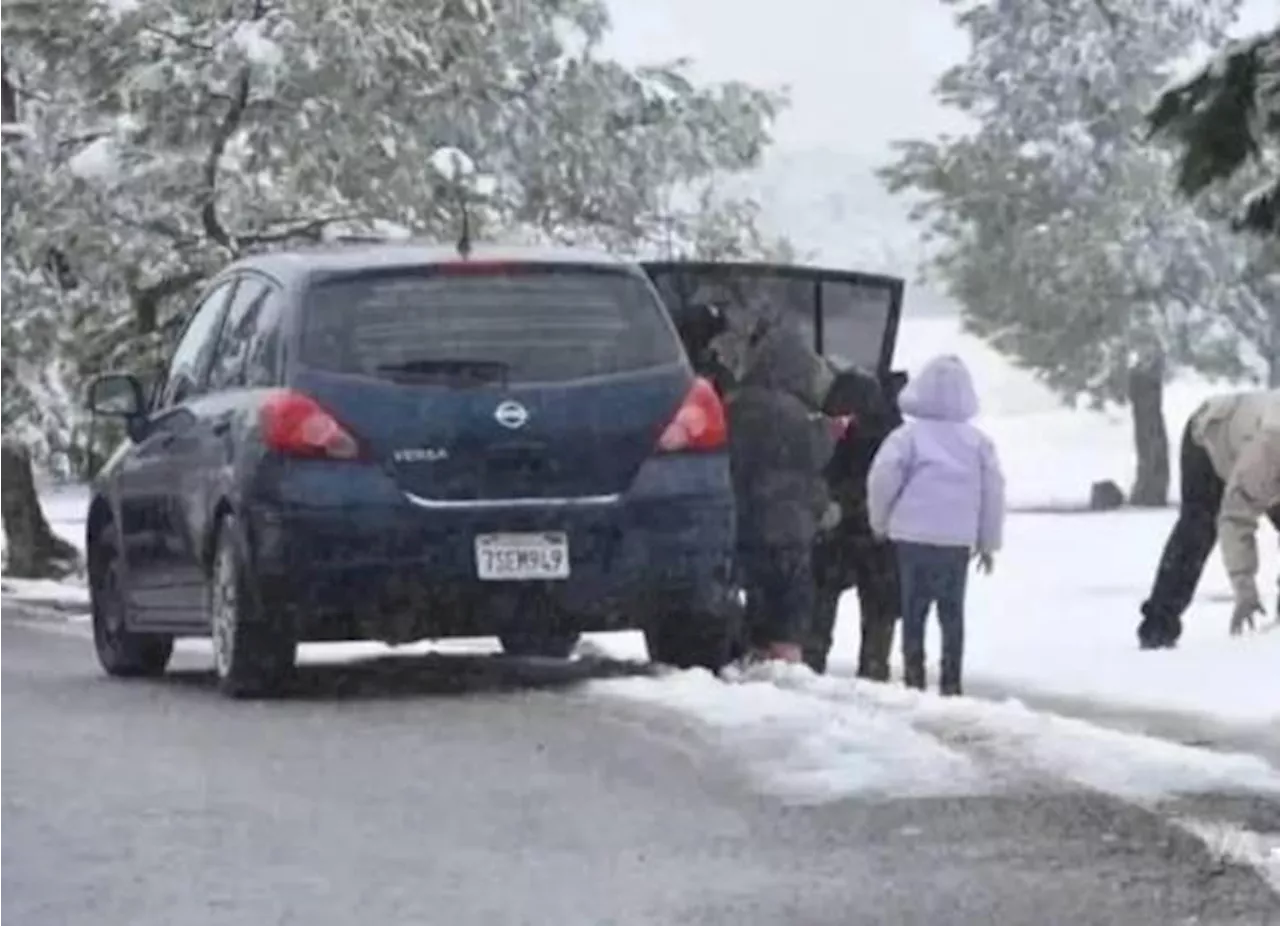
[429,146,478,259]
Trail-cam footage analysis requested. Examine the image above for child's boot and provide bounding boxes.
[940,655,962,697]
[903,662,926,691]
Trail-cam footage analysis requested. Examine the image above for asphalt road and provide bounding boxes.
[4,607,1278,926]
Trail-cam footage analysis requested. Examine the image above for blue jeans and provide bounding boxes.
[895,541,969,694]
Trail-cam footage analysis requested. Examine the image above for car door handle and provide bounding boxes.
[212,420,230,437]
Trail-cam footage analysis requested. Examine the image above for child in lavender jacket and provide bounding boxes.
[866,355,1006,696]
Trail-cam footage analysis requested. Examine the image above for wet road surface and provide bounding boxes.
[4,609,1278,926]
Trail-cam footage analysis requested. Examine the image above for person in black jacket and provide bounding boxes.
[727,322,841,663]
[806,367,903,677]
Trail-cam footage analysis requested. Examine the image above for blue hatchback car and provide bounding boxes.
[84,244,740,697]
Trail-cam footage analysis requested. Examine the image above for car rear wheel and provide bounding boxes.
[209,515,296,699]
[90,540,173,678]
[645,610,734,673]
[499,630,580,659]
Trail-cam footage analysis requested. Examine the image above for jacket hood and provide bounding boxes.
[740,324,833,410]
[898,354,979,422]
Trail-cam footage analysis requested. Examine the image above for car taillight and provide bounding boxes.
[260,390,364,461]
[657,377,727,453]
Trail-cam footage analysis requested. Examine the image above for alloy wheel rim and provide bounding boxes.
[210,546,238,679]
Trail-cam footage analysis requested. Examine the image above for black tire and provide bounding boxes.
[499,630,580,659]
[208,514,296,699]
[90,540,173,678]
[645,609,735,672]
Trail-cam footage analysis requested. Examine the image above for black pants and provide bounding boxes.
[807,536,899,678]
[738,544,814,648]
[897,541,970,695]
[1138,423,1280,647]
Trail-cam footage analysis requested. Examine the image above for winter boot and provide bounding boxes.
[902,662,926,691]
[1137,604,1180,650]
[940,653,963,697]
[857,611,896,683]
[856,657,891,683]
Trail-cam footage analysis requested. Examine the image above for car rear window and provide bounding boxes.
[300,266,682,384]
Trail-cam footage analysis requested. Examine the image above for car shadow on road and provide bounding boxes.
[161,652,659,701]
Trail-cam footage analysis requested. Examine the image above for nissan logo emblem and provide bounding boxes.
[494,400,530,430]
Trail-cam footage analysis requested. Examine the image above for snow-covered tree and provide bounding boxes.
[0,41,85,576]
[2,0,787,469]
[1148,25,1280,236]
[1188,164,1280,384]
[880,0,1262,506]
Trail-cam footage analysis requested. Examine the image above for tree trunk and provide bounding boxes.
[1,439,80,578]
[1128,357,1170,508]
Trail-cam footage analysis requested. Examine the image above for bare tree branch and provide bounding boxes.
[237,214,365,247]
[198,0,271,253]
[200,65,251,253]
[140,25,214,53]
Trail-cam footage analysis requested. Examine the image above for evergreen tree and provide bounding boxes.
[1148,25,1280,236]
[880,0,1261,506]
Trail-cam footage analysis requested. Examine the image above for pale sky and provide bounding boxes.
[604,0,1278,158]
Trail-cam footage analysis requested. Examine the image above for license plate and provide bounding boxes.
[474,532,570,581]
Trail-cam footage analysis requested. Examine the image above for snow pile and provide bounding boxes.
[1174,817,1280,894]
[595,667,990,804]
[592,665,1280,805]
[0,483,90,606]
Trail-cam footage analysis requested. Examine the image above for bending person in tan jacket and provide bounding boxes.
[1138,389,1280,649]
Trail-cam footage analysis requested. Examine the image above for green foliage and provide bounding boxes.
[879,0,1263,407]
[1148,26,1279,235]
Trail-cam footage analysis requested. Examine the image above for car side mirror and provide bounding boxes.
[86,373,149,441]
[86,373,145,416]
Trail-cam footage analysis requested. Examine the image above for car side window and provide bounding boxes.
[243,287,285,388]
[207,277,271,392]
[156,280,235,410]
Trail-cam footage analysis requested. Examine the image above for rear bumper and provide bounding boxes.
[244,454,736,641]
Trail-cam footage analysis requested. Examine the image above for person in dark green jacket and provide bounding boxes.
[727,322,842,663]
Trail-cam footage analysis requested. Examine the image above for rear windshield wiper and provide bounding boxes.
[374,358,510,386]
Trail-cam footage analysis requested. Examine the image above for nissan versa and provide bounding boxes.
[84,244,739,697]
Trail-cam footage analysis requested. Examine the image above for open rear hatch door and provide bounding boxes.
[642,260,905,377]
[293,262,690,502]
